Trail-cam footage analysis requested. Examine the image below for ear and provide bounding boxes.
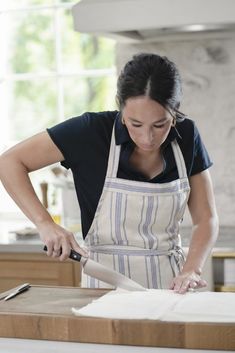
[172,116,176,127]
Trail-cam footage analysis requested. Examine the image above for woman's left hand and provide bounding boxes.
[170,271,207,294]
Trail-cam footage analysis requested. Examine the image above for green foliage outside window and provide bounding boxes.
[4,1,117,140]
[10,11,55,73]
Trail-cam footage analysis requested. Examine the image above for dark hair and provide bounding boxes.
[116,53,186,122]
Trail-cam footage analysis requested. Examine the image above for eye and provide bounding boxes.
[131,123,142,127]
[154,124,165,129]
[154,119,171,128]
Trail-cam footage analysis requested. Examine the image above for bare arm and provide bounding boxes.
[0,131,87,260]
[171,169,219,293]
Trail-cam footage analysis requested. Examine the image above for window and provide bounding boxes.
[0,0,117,218]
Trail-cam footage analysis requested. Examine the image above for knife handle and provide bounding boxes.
[43,245,82,262]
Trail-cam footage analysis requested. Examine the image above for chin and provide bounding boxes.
[138,144,156,151]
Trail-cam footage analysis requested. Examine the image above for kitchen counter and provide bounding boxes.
[0,222,234,253]
[0,219,41,253]
[0,219,83,253]
[180,226,235,253]
[0,220,82,291]
[0,286,234,350]
[1,224,234,293]
[0,236,43,253]
[0,338,232,353]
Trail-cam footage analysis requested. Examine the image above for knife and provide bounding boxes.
[4,283,31,301]
[43,246,146,291]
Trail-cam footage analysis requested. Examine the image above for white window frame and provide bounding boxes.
[0,1,116,150]
[0,1,116,218]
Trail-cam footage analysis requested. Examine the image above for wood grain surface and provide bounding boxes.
[0,285,234,350]
[0,253,81,291]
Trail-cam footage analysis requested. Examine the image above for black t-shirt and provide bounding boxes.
[47,111,212,238]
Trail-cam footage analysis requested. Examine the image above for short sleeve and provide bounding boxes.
[47,111,116,171]
[190,124,213,176]
[47,113,90,169]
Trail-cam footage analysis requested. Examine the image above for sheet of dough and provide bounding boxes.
[164,291,235,322]
[72,289,235,322]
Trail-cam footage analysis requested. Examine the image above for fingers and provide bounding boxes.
[197,279,207,288]
[170,272,207,294]
[70,236,89,258]
[189,281,198,289]
[58,239,71,261]
[45,240,56,257]
[52,243,62,257]
[40,222,88,261]
[173,279,191,294]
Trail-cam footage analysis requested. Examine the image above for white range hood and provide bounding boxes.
[72,0,235,41]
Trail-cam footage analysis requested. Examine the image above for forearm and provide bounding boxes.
[182,216,219,275]
[0,133,87,260]
[0,155,88,259]
[0,155,53,227]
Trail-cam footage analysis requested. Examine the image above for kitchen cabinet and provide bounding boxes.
[181,226,235,292]
[213,251,235,292]
[0,253,81,292]
[0,224,234,293]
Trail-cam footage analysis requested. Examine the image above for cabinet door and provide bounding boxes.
[0,253,81,292]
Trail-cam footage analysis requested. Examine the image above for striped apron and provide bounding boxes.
[82,125,191,289]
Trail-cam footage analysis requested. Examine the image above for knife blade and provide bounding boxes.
[43,246,146,291]
[4,283,31,301]
[81,256,146,291]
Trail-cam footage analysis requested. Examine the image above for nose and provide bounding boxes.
[142,128,154,144]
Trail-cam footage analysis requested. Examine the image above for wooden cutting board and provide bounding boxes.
[0,285,234,350]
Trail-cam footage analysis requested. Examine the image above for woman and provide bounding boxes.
[0,53,218,293]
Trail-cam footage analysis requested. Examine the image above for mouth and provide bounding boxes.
[139,144,155,150]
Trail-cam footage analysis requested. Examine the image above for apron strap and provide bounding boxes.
[107,126,188,180]
[171,140,188,179]
[106,124,121,178]
[169,246,186,276]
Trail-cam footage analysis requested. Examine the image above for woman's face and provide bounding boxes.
[122,96,174,152]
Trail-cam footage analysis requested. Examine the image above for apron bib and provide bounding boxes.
[82,125,190,289]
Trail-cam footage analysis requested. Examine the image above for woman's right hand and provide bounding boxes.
[37,220,88,261]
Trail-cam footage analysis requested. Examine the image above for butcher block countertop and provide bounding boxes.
[0,286,234,350]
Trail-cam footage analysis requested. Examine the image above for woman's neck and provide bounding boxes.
[134,146,161,158]
[130,146,164,179]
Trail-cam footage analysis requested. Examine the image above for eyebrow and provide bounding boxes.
[129,117,169,124]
